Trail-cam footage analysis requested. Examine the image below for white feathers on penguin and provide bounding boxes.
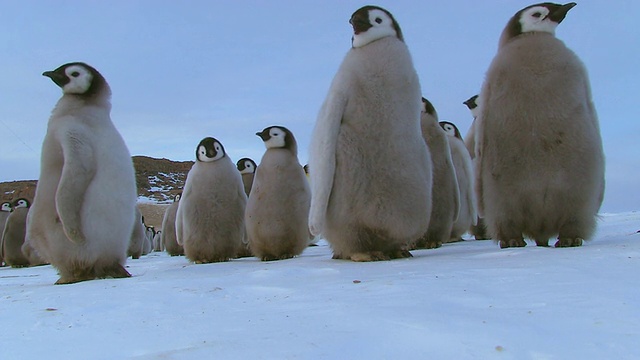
[245,126,311,261]
[308,5,432,261]
[175,137,246,263]
[24,62,137,284]
[236,157,257,197]
[475,2,605,248]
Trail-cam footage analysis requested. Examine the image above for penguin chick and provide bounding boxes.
[308,6,432,261]
[414,98,460,250]
[25,62,137,284]
[236,157,257,197]
[0,201,12,266]
[3,199,32,267]
[175,137,246,263]
[246,126,311,261]
[128,207,146,259]
[161,193,184,256]
[440,121,478,242]
[475,3,604,248]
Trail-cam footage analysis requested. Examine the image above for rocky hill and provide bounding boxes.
[0,156,193,205]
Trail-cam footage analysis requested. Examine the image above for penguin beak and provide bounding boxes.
[548,2,576,23]
[256,131,269,142]
[43,70,69,88]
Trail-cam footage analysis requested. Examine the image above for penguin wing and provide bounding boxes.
[174,201,184,246]
[448,151,461,224]
[308,87,348,237]
[55,125,96,244]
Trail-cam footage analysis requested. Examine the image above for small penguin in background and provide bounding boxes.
[175,137,246,263]
[475,3,605,248]
[142,223,153,256]
[246,126,310,261]
[236,157,257,197]
[25,62,137,284]
[128,207,147,259]
[161,193,184,256]
[440,121,477,242]
[0,201,12,266]
[2,199,31,267]
[153,230,163,252]
[308,6,431,261]
[414,98,460,250]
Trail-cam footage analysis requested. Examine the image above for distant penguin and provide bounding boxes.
[246,126,311,261]
[440,121,477,242]
[308,6,431,261]
[236,157,257,197]
[142,225,153,255]
[161,193,184,256]
[25,62,137,284]
[0,201,12,266]
[175,137,246,263]
[128,207,147,259]
[2,199,32,267]
[153,230,163,252]
[463,94,490,241]
[414,98,460,249]
[475,3,605,248]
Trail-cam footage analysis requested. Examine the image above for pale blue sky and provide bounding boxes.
[0,1,637,213]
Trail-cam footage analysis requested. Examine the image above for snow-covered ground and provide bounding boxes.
[1,212,638,359]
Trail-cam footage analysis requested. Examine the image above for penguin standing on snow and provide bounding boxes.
[175,137,246,263]
[440,121,477,242]
[161,193,184,256]
[308,6,431,261]
[245,126,310,261]
[3,199,33,267]
[25,62,137,284]
[0,201,12,266]
[414,98,459,250]
[475,3,605,248]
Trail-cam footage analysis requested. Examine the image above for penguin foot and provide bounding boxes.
[499,239,526,248]
[535,239,550,247]
[554,238,583,248]
[260,254,295,261]
[413,240,442,250]
[350,251,389,262]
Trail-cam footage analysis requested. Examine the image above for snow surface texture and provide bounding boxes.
[1,213,638,359]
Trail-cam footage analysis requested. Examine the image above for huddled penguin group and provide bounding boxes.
[4,3,605,283]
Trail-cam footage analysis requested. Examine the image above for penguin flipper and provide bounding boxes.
[309,88,347,236]
[55,127,96,244]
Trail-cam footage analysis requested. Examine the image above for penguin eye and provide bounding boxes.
[375,17,382,24]
[71,71,80,77]
[532,12,542,18]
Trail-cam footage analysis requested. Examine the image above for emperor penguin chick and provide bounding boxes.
[161,193,184,256]
[236,158,257,197]
[0,201,12,266]
[414,98,460,250]
[3,199,33,267]
[440,121,477,242]
[175,137,246,263]
[128,207,147,259]
[246,126,311,261]
[309,6,432,261]
[475,3,605,248]
[25,62,137,284]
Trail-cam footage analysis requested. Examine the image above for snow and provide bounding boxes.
[1,212,638,359]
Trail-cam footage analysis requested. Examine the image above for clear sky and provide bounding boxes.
[0,1,637,213]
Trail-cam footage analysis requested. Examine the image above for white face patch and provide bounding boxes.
[239,161,255,174]
[63,65,94,94]
[1,202,11,212]
[352,9,397,48]
[175,194,181,202]
[519,6,558,35]
[442,123,457,137]
[14,199,29,208]
[197,142,225,162]
[264,127,287,149]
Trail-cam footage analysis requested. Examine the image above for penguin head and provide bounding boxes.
[256,126,297,153]
[350,6,403,48]
[13,198,30,209]
[439,121,463,140]
[43,62,110,97]
[174,193,182,202]
[1,202,12,212]
[303,164,310,175]
[502,3,576,44]
[236,158,257,174]
[196,137,226,163]
[463,94,481,118]
[421,97,438,117]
